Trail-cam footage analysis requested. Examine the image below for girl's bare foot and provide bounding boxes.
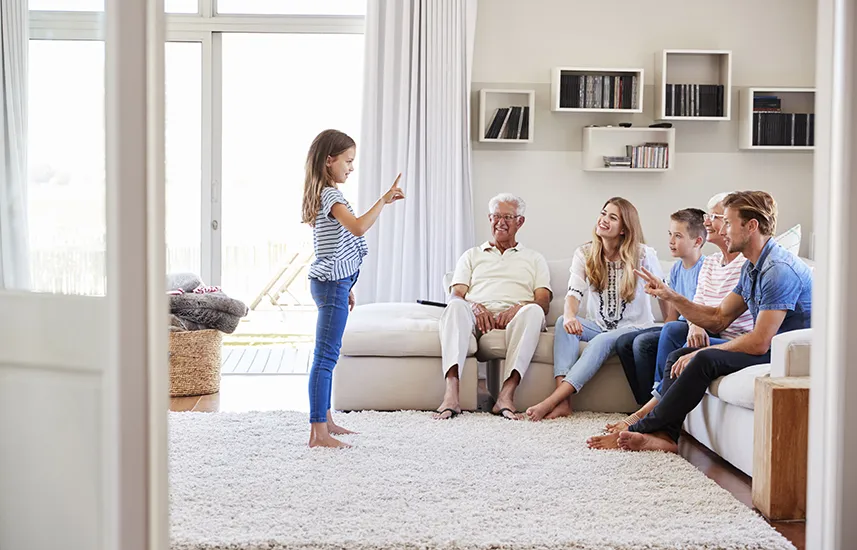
[327,411,357,435]
[309,421,351,449]
[544,399,572,420]
[586,432,621,450]
[617,431,678,453]
[309,434,351,449]
[525,400,555,422]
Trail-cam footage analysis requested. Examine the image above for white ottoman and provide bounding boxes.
[332,303,479,411]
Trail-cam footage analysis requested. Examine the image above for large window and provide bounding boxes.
[28,40,106,295]
[165,41,203,276]
[28,39,203,294]
[220,32,364,306]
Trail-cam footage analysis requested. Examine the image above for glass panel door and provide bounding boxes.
[219,32,363,342]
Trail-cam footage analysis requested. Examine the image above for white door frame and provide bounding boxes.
[104,0,167,548]
[807,0,857,548]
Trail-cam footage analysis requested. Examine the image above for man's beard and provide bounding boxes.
[726,236,747,254]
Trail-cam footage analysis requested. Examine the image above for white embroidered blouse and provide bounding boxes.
[565,243,664,331]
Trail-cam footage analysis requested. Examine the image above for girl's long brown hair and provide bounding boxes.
[585,197,645,302]
[301,129,356,226]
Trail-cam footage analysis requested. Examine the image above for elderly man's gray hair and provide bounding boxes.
[488,193,526,216]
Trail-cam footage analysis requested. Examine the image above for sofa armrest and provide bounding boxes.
[769,329,812,377]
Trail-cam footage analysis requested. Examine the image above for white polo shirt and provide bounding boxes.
[450,242,552,314]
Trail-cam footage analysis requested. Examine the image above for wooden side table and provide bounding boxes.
[752,376,810,521]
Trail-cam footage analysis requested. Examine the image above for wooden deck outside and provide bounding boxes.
[221,345,313,374]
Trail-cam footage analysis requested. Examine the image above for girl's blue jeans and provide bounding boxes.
[308,272,357,424]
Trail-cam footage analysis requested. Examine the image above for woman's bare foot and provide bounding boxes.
[544,398,572,420]
[617,431,678,453]
[525,399,555,422]
[327,411,357,435]
[309,434,351,449]
[586,432,621,450]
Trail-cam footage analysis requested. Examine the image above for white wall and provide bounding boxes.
[471,0,817,261]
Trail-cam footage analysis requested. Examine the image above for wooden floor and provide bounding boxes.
[170,375,805,550]
[221,345,313,374]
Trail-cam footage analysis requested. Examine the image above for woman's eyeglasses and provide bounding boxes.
[704,213,725,222]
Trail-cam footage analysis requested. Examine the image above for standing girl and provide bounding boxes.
[301,129,404,448]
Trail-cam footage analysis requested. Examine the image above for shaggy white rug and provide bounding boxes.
[168,410,795,550]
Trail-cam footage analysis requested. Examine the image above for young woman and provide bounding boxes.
[525,197,663,421]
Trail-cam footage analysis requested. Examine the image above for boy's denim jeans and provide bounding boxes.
[308,272,358,424]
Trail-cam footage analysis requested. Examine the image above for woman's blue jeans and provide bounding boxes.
[308,272,357,424]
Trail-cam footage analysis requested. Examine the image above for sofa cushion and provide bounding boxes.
[341,302,477,357]
[476,327,555,363]
[774,224,801,255]
[707,363,771,410]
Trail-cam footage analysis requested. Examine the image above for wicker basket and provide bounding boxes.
[169,329,222,397]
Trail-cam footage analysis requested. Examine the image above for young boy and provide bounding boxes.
[615,208,707,405]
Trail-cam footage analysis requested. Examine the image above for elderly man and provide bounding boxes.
[433,193,552,420]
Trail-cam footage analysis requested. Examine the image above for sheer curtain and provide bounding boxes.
[356,0,477,303]
[0,0,28,290]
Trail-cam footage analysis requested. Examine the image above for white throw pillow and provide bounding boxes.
[774,224,801,255]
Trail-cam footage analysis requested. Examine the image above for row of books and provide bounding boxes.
[665,84,725,117]
[602,143,669,169]
[752,112,815,146]
[559,74,639,110]
[484,106,530,140]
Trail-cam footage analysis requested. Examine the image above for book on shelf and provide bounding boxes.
[665,84,724,117]
[752,112,814,146]
[484,105,530,140]
[628,142,669,169]
[601,142,669,169]
[559,73,639,109]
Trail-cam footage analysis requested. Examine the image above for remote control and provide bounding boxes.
[417,299,447,308]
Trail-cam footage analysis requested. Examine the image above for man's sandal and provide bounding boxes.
[434,408,460,420]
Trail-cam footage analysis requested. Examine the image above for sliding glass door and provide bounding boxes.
[219,32,363,340]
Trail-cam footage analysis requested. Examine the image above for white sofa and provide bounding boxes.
[333,255,813,477]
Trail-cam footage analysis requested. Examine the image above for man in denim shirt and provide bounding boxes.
[587,191,812,452]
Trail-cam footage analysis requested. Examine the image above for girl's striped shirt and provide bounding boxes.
[308,186,368,281]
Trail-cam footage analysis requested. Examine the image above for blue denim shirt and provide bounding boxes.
[732,238,813,335]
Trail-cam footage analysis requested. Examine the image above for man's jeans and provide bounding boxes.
[630,346,770,442]
[308,272,358,424]
[554,316,639,392]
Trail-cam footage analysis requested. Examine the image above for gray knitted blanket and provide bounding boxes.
[169,292,248,334]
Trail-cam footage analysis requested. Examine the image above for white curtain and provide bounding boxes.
[0,0,28,290]
[356,0,477,303]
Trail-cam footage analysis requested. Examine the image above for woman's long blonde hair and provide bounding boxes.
[301,129,356,226]
[585,197,645,302]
